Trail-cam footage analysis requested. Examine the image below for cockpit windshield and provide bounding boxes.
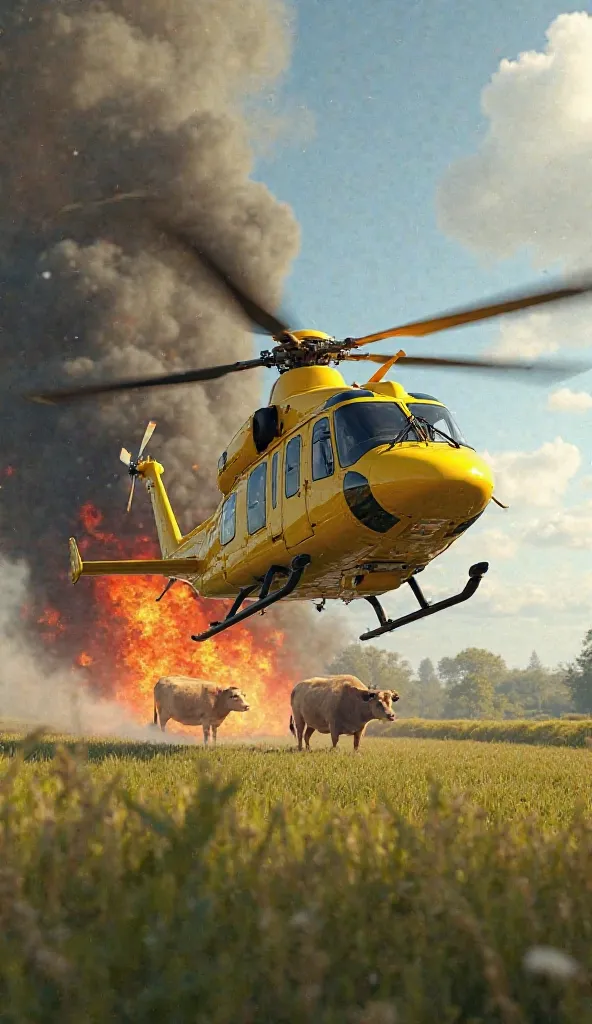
[334,401,410,467]
[406,403,468,447]
[333,399,470,467]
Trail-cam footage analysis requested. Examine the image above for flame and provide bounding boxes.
[45,504,295,737]
[38,607,66,642]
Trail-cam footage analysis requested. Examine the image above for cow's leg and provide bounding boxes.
[203,725,210,747]
[304,726,315,751]
[330,724,340,749]
[158,712,169,733]
[353,730,362,752]
[294,713,306,751]
[212,726,218,747]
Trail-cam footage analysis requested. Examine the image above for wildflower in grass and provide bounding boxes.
[523,946,582,980]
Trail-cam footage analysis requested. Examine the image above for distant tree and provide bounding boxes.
[497,656,572,719]
[565,629,592,714]
[439,648,506,719]
[415,658,444,718]
[326,643,417,714]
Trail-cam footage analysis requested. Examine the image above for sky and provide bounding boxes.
[248,0,592,671]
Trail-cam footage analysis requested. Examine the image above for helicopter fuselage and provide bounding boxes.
[145,365,494,605]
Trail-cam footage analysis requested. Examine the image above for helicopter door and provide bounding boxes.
[268,447,283,541]
[307,415,337,532]
[282,429,314,550]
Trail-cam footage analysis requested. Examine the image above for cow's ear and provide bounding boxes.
[391,691,400,702]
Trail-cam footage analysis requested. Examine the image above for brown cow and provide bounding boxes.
[153,676,249,746]
[289,674,399,752]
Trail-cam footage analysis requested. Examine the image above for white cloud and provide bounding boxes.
[474,527,519,560]
[437,12,592,357]
[482,437,581,508]
[453,523,520,563]
[548,387,592,412]
[475,572,592,618]
[524,500,592,550]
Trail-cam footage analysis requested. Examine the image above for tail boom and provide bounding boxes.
[137,458,183,557]
[68,538,201,585]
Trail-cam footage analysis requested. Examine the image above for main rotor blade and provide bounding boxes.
[350,276,592,347]
[26,358,266,405]
[345,351,592,381]
[138,420,157,459]
[156,222,294,337]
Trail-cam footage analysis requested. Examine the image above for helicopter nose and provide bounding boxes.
[363,445,494,523]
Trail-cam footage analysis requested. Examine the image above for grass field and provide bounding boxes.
[1,730,591,1022]
[369,717,592,747]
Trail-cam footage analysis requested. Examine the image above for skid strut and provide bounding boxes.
[192,554,311,642]
[359,561,489,641]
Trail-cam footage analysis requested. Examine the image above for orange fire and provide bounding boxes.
[66,504,294,737]
[38,607,66,641]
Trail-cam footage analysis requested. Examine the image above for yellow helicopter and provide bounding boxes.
[29,222,592,642]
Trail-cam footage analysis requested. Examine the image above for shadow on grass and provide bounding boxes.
[0,735,196,763]
[0,734,303,763]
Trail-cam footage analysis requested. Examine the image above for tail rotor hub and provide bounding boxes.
[119,420,156,513]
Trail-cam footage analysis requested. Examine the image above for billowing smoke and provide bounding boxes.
[0,554,195,741]
[0,0,346,717]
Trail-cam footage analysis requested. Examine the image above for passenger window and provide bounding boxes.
[271,450,279,509]
[220,492,236,545]
[247,462,267,535]
[285,436,301,498]
[312,417,335,481]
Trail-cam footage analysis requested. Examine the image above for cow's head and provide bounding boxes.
[361,688,399,721]
[221,686,250,713]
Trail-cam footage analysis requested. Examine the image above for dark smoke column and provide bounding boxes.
[0,0,306,669]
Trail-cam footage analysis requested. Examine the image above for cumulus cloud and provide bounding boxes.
[482,437,581,508]
[451,523,520,564]
[472,527,519,560]
[460,570,592,618]
[524,501,592,550]
[548,387,592,412]
[437,11,592,357]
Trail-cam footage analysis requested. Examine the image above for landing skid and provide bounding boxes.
[359,561,489,641]
[192,554,311,642]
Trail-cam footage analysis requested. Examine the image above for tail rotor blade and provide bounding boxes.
[138,420,156,459]
[120,447,132,468]
[126,477,136,514]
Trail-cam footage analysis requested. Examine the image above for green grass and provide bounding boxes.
[369,717,592,747]
[1,731,591,1022]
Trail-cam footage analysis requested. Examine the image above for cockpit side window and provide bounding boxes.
[406,403,468,446]
[334,401,409,467]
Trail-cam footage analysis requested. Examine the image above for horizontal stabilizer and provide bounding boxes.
[68,537,201,584]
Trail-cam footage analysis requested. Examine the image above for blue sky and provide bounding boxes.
[249,0,592,671]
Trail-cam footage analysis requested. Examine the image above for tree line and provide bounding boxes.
[325,628,592,719]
